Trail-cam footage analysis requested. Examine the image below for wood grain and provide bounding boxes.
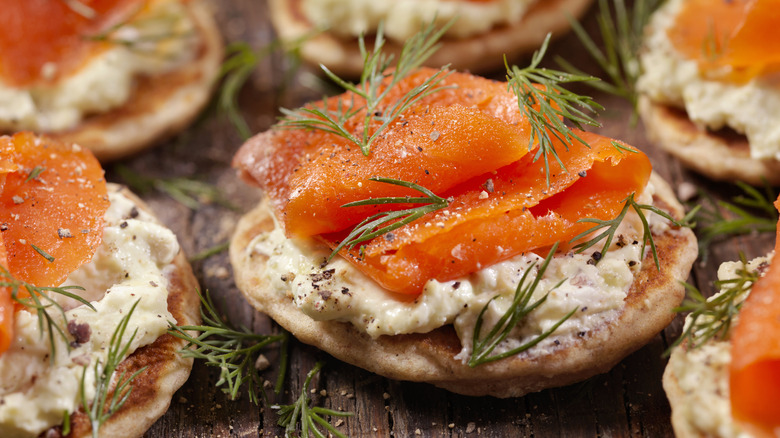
[107,1,778,436]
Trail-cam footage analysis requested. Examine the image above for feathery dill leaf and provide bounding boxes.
[279,20,453,156]
[571,192,692,270]
[328,177,450,261]
[469,243,576,367]
[168,289,289,404]
[556,0,662,123]
[669,254,760,353]
[506,33,602,186]
[1,265,94,361]
[81,299,147,438]
[693,181,777,261]
[114,164,232,210]
[273,361,353,438]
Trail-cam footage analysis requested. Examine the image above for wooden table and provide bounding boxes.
[124,1,775,436]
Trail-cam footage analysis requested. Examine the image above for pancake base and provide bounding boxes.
[269,0,594,76]
[230,173,697,398]
[639,96,780,185]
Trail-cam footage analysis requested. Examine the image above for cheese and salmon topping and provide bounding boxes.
[233,67,674,354]
[0,0,200,132]
[0,133,179,437]
[299,0,539,42]
[638,0,780,160]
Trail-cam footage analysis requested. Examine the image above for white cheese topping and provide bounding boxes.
[637,0,780,160]
[300,0,539,42]
[0,0,199,133]
[0,190,180,438]
[251,182,665,360]
[667,255,771,438]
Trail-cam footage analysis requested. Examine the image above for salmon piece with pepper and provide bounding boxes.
[324,131,651,294]
[0,132,109,355]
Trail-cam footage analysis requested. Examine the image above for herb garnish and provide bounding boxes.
[114,164,232,210]
[693,181,777,262]
[25,166,46,183]
[507,33,602,186]
[571,192,692,270]
[1,265,94,360]
[669,254,759,352]
[273,361,353,438]
[279,20,453,156]
[557,0,662,122]
[168,289,289,405]
[469,243,576,367]
[81,300,147,438]
[328,177,450,261]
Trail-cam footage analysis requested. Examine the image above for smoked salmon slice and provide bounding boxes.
[235,66,653,295]
[0,0,140,86]
[729,195,780,436]
[323,131,651,294]
[0,132,109,355]
[234,68,533,237]
[668,0,780,82]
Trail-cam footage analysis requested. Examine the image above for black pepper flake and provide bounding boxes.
[150,281,158,287]
[57,228,73,239]
[384,232,395,242]
[591,251,602,262]
[554,339,561,346]
[628,260,637,267]
[417,146,423,152]
[452,281,461,290]
[120,221,129,229]
[482,179,494,193]
[129,206,139,219]
[578,170,587,178]
[341,287,351,296]
[318,290,332,300]
[67,320,91,347]
[280,275,289,282]
[0,223,7,231]
[581,306,588,312]
[577,331,586,337]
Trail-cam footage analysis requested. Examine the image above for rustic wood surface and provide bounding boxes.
[106,1,776,436]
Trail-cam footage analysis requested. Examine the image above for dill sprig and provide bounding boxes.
[1,265,94,360]
[114,164,232,210]
[188,241,230,263]
[556,0,662,123]
[571,192,692,270]
[469,243,577,367]
[506,33,603,186]
[168,289,289,405]
[280,20,453,156]
[273,361,353,438]
[693,181,777,260]
[328,177,450,261]
[669,254,759,352]
[81,300,147,438]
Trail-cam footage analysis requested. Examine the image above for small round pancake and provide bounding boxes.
[639,96,780,186]
[270,0,594,76]
[49,0,223,162]
[230,172,697,398]
[51,184,201,438]
[663,344,714,438]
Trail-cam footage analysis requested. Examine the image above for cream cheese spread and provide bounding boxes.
[300,0,539,42]
[0,0,199,133]
[0,189,180,438]
[666,255,771,438]
[250,182,666,361]
[637,0,780,160]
